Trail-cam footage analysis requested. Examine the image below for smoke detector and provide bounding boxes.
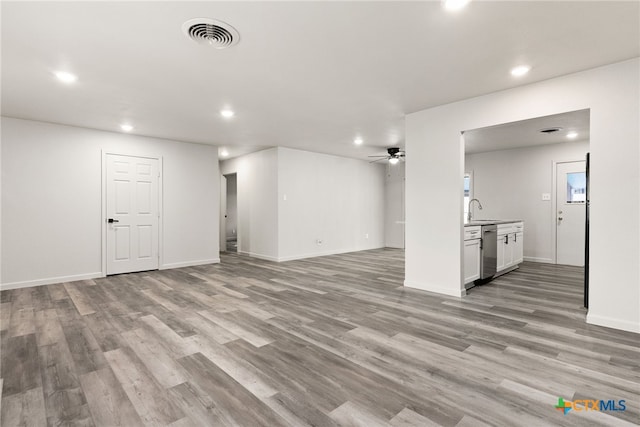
[182,18,240,49]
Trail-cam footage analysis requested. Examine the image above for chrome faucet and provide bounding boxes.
[467,198,483,222]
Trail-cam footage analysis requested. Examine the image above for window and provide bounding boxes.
[566,172,586,203]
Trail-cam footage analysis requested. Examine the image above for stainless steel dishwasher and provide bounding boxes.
[480,225,497,279]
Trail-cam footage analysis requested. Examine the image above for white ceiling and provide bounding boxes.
[464,109,590,154]
[2,1,638,160]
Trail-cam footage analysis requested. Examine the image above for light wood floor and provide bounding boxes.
[1,249,638,426]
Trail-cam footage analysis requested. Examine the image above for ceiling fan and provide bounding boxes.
[369,147,405,164]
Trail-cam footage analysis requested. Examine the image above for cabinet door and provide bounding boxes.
[497,234,507,271]
[513,232,524,264]
[464,239,481,283]
[504,233,515,268]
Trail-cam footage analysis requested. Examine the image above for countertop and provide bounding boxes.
[464,219,523,227]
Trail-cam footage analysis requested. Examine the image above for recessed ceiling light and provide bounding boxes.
[120,124,133,132]
[389,157,400,165]
[220,109,235,118]
[443,0,471,11]
[510,65,531,77]
[567,131,578,139]
[54,71,78,83]
[220,149,229,157]
[354,137,363,146]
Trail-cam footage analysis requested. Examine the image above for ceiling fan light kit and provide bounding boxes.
[368,147,405,164]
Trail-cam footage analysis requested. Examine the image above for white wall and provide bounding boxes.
[220,149,279,261]
[277,147,385,261]
[385,162,405,248]
[225,173,238,240]
[1,117,220,289]
[221,147,386,262]
[465,140,589,263]
[406,58,639,333]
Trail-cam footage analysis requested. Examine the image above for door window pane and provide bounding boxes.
[566,172,586,203]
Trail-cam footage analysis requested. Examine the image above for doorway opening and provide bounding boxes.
[223,173,238,252]
[462,109,590,306]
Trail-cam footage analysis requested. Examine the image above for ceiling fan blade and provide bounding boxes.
[368,158,387,163]
[368,155,389,158]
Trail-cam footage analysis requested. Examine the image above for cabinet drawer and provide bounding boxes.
[464,226,481,241]
[513,222,524,232]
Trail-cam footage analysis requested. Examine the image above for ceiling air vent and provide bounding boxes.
[539,127,563,134]
[182,18,240,49]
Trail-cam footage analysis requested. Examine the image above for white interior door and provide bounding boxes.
[106,154,159,275]
[220,174,227,252]
[556,160,586,266]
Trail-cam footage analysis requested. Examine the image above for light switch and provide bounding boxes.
[542,193,551,201]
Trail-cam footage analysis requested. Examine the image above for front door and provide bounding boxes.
[106,154,159,275]
[556,160,586,266]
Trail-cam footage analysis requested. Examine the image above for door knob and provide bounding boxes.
[107,218,119,223]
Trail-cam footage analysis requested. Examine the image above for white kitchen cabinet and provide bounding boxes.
[513,231,524,265]
[513,222,524,265]
[464,238,481,284]
[504,232,515,267]
[497,236,506,271]
[464,226,481,286]
[497,224,510,272]
[497,222,524,273]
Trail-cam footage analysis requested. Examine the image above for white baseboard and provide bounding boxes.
[586,313,640,334]
[523,256,553,263]
[161,258,220,270]
[0,259,222,291]
[277,246,384,262]
[385,244,405,249]
[403,280,465,297]
[0,272,103,291]
[237,251,280,262]
[238,247,384,263]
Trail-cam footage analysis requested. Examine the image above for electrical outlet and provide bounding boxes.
[542,193,551,201]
